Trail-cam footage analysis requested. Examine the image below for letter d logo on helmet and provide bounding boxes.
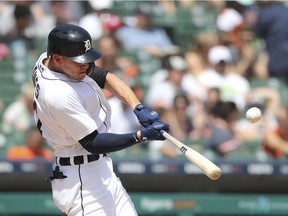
[84,40,91,52]
[47,24,101,64]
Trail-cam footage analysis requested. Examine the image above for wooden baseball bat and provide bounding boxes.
[161,131,221,180]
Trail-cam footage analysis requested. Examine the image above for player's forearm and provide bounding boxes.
[79,130,140,154]
[104,73,140,109]
[79,121,168,154]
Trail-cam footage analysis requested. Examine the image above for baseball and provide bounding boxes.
[246,107,262,123]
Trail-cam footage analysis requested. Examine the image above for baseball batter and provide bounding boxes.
[32,24,169,216]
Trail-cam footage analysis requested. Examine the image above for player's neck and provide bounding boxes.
[45,58,62,73]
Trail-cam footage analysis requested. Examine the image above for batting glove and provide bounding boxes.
[139,121,169,142]
[133,104,159,127]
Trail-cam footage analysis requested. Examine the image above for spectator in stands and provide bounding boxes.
[216,7,243,57]
[95,35,122,74]
[198,45,231,92]
[22,1,85,38]
[198,45,250,110]
[204,87,221,115]
[6,127,52,161]
[163,93,194,141]
[216,4,257,78]
[49,1,74,26]
[96,35,138,78]
[115,5,176,57]
[0,1,33,36]
[186,32,219,75]
[95,35,139,99]
[254,1,288,86]
[1,82,34,143]
[79,0,116,40]
[181,32,219,103]
[0,1,14,36]
[205,100,242,157]
[86,0,123,37]
[0,2,37,58]
[145,53,188,110]
[39,1,84,25]
[262,105,288,159]
[192,87,222,142]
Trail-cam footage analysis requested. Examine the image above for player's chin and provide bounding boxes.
[77,72,87,80]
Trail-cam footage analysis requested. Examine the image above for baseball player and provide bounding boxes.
[32,23,169,216]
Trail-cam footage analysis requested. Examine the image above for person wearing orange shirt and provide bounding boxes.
[7,127,52,161]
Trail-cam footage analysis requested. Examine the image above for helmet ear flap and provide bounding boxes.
[86,62,95,76]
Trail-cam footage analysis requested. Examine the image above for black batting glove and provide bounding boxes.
[140,121,169,142]
[133,104,159,127]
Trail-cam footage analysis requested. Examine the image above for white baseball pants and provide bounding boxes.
[51,156,138,216]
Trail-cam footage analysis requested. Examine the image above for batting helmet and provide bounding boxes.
[47,24,101,64]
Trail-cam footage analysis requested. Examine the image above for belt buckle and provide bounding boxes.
[83,155,88,164]
[70,157,75,166]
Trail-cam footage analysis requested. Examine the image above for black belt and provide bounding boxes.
[56,154,107,166]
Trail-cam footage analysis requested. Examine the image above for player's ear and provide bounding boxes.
[52,54,63,65]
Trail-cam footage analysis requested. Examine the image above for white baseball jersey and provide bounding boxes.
[32,53,138,216]
[32,53,112,157]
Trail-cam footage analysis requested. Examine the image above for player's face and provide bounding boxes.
[59,56,90,80]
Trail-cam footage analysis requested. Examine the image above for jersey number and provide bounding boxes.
[32,67,43,134]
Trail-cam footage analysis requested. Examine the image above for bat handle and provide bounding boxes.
[160,130,167,136]
[160,130,172,140]
[161,130,171,142]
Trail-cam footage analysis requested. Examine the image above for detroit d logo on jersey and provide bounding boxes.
[84,40,91,52]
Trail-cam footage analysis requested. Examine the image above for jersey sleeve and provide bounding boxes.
[49,88,97,142]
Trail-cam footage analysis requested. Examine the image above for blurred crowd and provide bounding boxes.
[1,0,288,162]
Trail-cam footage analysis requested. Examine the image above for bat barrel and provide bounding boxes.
[161,131,221,180]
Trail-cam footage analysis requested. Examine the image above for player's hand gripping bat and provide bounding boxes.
[161,131,221,180]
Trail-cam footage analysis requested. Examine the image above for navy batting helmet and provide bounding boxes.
[47,24,101,64]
